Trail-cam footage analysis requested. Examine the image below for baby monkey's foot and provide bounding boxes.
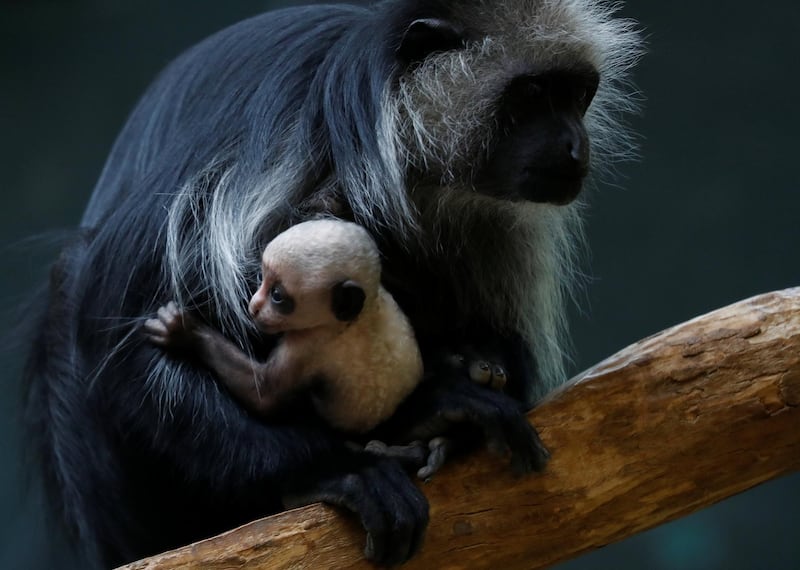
[415,437,451,481]
[365,438,452,482]
[365,440,428,467]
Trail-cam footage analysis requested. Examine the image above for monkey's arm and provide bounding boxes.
[145,302,304,416]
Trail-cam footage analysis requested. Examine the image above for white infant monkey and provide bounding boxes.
[145,219,423,433]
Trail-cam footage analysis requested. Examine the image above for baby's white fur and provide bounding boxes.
[261,220,423,433]
[303,288,422,433]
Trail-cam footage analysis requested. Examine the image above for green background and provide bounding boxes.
[1,1,798,568]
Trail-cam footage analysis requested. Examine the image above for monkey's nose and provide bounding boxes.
[563,127,590,174]
[249,292,265,317]
[567,138,582,162]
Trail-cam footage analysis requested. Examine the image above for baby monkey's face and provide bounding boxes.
[249,220,377,335]
[248,257,367,335]
[249,263,336,334]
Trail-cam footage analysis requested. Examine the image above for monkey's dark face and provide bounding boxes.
[392,5,640,210]
[476,69,600,205]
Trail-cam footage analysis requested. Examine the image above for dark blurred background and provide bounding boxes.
[1,1,798,568]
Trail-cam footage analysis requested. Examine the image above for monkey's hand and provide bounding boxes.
[144,301,199,351]
[281,454,429,566]
[444,347,508,390]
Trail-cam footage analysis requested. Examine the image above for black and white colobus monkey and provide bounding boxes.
[24,0,641,567]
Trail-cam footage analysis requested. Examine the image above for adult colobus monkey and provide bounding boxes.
[24,0,641,567]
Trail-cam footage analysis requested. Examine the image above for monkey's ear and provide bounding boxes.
[331,280,366,322]
[396,18,465,65]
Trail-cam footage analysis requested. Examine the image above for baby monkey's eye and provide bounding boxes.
[270,284,285,304]
[269,283,295,315]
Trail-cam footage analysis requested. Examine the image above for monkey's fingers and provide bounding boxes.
[442,352,466,369]
[154,301,193,335]
[468,360,493,385]
[365,440,428,469]
[143,318,167,335]
[416,437,451,481]
[490,364,507,390]
[445,384,549,475]
[157,302,180,323]
[282,455,428,566]
[143,318,170,346]
[505,415,550,475]
[451,345,509,391]
[477,399,548,474]
[469,361,508,390]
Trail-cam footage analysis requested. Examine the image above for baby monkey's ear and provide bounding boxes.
[331,280,366,322]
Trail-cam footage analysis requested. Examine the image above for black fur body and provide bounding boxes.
[23,1,641,567]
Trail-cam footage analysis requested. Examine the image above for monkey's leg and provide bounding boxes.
[365,440,428,467]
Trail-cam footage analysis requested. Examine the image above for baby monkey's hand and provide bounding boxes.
[144,301,198,350]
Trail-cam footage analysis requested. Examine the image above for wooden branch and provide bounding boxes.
[119,288,800,570]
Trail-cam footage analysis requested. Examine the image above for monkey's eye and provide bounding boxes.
[270,284,285,304]
[523,79,545,99]
[575,86,595,114]
[576,72,600,114]
[269,284,295,315]
[577,87,589,106]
